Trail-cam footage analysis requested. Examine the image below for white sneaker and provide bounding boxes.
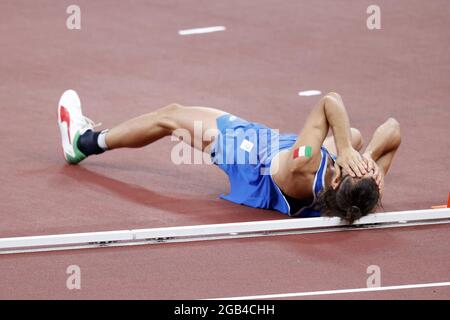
[57,89,100,164]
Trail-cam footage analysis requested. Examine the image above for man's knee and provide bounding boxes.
[351,128,363,150]
[157,103,185,131]
[386,117,401,147]
[387,117,400,130]
[161,103,185,114]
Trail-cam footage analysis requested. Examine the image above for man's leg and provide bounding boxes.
[85,103,227,156]
[363,118,401,175]
[323,128,364,155]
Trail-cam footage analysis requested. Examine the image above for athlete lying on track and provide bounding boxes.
[58,90,401,223]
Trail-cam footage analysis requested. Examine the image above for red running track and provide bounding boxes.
[0,224,449,299]
[0,0,449,299]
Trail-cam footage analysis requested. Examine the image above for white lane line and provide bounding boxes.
[178,26,226,36]
[298,90,322,97]
[207,281,450,300]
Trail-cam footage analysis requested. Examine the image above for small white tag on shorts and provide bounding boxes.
[229,115,237,121]
[240,139,254,152]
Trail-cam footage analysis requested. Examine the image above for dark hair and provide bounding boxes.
[318,176,380,224]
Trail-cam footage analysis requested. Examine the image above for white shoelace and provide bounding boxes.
[78,116,102,134]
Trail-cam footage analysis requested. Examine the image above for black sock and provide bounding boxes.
[77,130,105,156]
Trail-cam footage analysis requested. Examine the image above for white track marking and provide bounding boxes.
[0,208,449,254]
[178,26,226,35]
[207,281,450,300]
[298,90,322,97]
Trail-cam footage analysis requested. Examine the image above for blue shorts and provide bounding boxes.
[210,114,297,214]
[210,114,336,217]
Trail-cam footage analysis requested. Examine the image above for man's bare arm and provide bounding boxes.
[291,92,367,177]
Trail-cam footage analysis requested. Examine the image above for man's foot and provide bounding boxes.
[57,89,99,164]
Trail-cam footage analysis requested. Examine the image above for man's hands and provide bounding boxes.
[334,148,384,190]
[334,148,383,188]
[362,153,383,187]
[335,147,368,178]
